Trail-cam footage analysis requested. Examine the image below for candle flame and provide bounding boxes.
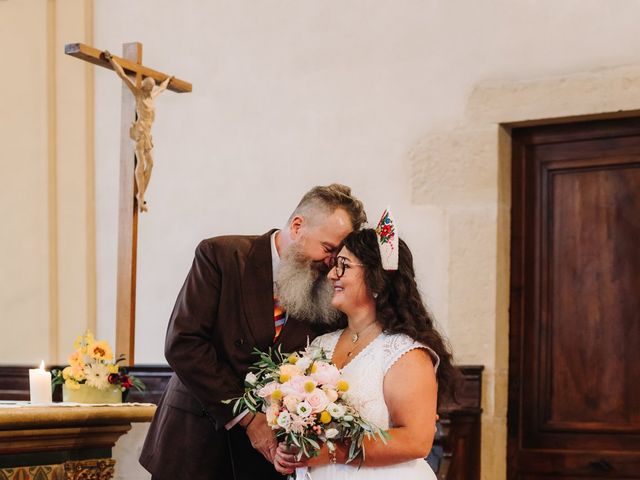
[39,360,45,370]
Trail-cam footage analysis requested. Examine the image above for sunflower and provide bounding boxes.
[87,340,113,362]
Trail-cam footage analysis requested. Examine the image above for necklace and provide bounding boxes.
[346,322,378,356]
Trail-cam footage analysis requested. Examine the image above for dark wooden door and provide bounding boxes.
[509,118,640,479]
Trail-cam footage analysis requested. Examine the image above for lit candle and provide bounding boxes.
[29,360,52,403]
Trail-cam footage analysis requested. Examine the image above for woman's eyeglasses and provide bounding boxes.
[330,256,365,279]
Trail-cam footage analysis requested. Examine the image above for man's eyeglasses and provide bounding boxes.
[330,256,365,279]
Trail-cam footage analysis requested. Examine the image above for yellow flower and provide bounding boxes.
[62,366,74,381]
[271,389,283,401]
[336,380,349,392]
[64,378,81,390]
[63,365,85,382]
[107,364,119,374]
[71,365,85,381]
[85,330,95,345]
[287,354,299,364]
[87,340,113,361]
[310,362,318,373]
[304,381,316,393]
[319,411,332,424]
[279,364,301,383]
[68,351,84,368]
[73,335,83,350]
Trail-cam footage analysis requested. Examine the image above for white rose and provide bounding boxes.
[245,372,258,385]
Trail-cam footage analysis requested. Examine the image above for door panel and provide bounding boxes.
[509,118,640,479]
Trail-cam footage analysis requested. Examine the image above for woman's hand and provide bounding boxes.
[273,443,308,475]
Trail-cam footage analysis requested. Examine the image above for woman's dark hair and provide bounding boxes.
[341,229,458,402]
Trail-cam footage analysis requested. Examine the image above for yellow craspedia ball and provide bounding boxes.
[288,354,299,364]
[304,381,316,393]
[319,411,332,424]
[271,390,283,401]
[279,374,291,383]
[336,380,349,392]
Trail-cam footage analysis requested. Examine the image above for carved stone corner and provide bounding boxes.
[64,459,116,480]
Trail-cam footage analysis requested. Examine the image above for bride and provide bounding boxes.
[273,214,456,479]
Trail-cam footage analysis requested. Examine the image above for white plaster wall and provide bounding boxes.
[93,0,640,365]
[0,0,95,365]
[0,0,50,363]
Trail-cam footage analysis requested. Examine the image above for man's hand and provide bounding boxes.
[274,443,307,475]
[243,413,277,463]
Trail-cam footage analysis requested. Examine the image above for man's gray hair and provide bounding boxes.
[287,183,367,230]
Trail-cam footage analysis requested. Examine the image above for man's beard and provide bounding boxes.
[275,244,341,325]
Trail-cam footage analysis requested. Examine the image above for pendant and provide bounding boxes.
[351,333,359,343]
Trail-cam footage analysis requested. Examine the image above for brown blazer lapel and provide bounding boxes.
[240,230,277,348]
[275,316,311,353]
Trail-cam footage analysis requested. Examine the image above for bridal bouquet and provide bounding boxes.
[225,344,388,471]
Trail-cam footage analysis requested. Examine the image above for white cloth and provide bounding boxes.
[307,330,438,480]
[0,401,155,408]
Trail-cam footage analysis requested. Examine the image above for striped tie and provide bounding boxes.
[273,296,286,342]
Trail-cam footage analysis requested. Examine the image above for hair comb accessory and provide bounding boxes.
[375,207,398,270]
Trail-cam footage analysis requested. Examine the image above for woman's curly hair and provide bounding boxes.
[340,228,458,402]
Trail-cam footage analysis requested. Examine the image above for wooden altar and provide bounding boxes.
[0,404,155,480]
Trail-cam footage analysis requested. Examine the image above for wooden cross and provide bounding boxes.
[65,42,192,365]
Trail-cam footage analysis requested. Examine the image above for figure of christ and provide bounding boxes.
[104,50,173,212]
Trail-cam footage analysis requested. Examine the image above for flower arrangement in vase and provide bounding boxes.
[52,331,144,403]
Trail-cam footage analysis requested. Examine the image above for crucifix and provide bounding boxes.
[65,42,192,365]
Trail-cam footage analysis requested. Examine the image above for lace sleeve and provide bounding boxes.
[382,334,440,375]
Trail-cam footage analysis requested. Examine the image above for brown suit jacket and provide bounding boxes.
[139,231,325,480]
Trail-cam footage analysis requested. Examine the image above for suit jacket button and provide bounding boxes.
[234,339,244,347]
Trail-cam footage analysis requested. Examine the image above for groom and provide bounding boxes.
[139,184,366,480]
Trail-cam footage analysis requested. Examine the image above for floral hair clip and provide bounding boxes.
[375,207,398,270]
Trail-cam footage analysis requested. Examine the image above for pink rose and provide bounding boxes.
[258,381,278,398]
[281,375,308,397]
[311,362,341,387]
[306,388,329,413]
[283,395,301,412]
[323,386,339,403]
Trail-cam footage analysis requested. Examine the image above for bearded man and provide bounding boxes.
[139,184,366,480]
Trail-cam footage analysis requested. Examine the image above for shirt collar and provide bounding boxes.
[270,230,280,281]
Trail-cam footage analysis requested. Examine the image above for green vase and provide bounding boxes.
[62,383,123,404]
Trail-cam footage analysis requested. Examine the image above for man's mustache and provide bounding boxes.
[310,259,330,274]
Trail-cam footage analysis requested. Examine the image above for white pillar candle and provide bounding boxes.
[29,360,52,403]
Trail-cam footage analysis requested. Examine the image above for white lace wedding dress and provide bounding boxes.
[307,330,439,480]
